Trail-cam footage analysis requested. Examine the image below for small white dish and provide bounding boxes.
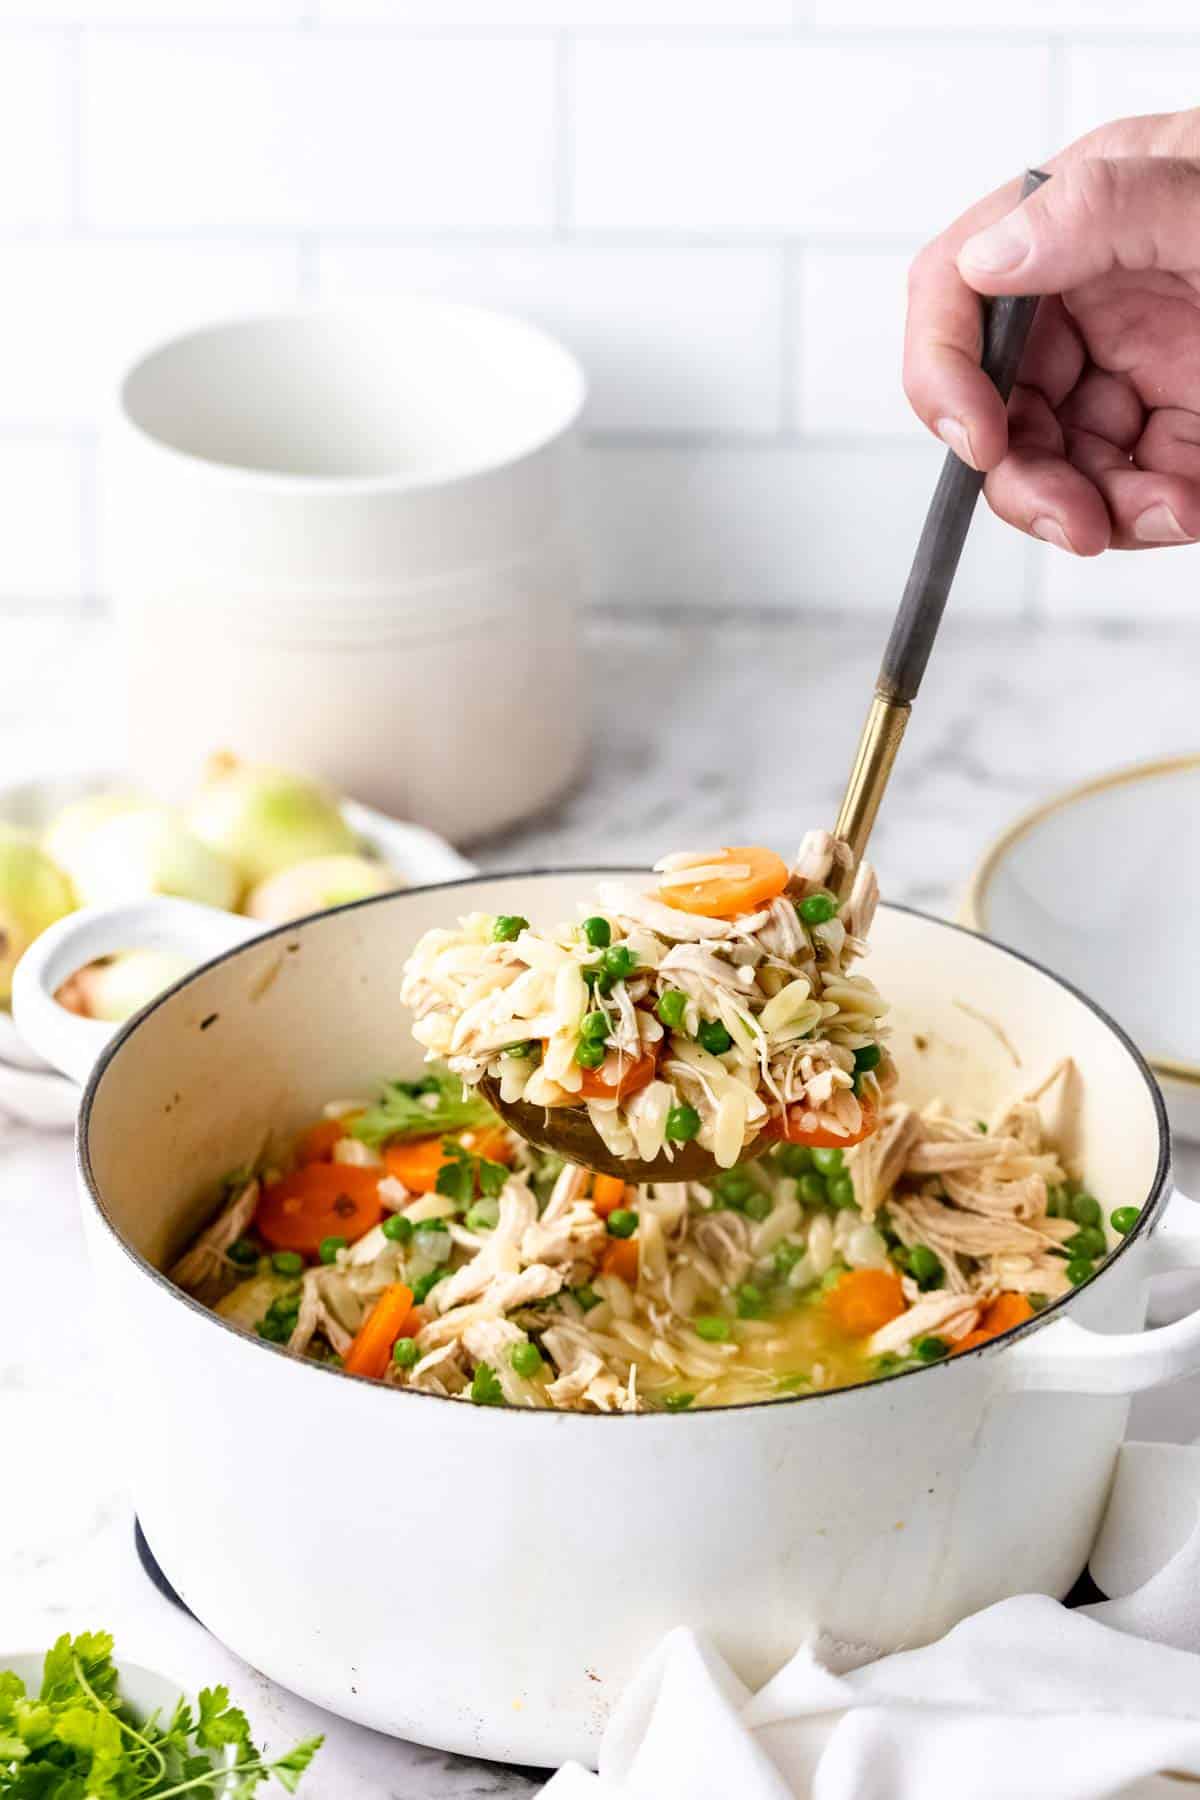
[961,754,1200,1142]
[0,1650,234,1787]
[0,772,475,1129]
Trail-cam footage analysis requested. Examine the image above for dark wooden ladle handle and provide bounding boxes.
[879,166,1050,706]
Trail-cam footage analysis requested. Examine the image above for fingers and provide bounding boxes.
[958,156,1200,296]
[980,387,1110,555]
[903,175,1032,470]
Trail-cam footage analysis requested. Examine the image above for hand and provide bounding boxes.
[904,112,1200,553]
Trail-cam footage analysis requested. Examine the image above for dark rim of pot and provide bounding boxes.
[77,868,1173,1419]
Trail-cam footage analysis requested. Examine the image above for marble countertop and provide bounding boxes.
[3,605,1200,1798]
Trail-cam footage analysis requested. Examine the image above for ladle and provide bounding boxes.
[482,169,1050,1181]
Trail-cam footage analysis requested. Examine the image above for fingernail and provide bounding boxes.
[1032,516,1074,552]
[1134,502,1191,544]
[961,217,1031,274]
[937,416,976,468]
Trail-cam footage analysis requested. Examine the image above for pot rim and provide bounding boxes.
[76,868,1173,1419]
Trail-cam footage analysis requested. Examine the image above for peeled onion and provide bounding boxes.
[66,948,196,1022]
[244,853,402,925]
[62,805,238,911]
[187,756,356,892]
[0,826,76,1004]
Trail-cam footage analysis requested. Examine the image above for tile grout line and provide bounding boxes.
[553,33,573,239]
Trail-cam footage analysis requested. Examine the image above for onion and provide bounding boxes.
[67,948,195,1022]
[43,790,145,872]
[244,853,402,924]
[60,805,238,912]
[0,826,76,1004]
[187,755,355,891]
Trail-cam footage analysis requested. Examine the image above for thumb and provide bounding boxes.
[957,156,1200,293]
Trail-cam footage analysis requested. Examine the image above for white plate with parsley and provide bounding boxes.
[1,1629,321,1797]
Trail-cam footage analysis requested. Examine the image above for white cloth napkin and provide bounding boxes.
[542,1440,1200,1800]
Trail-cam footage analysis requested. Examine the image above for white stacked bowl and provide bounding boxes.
[108,303,587,842]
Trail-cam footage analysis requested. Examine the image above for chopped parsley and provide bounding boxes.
[351,1066,497,1149]
[470,1362,505,1407]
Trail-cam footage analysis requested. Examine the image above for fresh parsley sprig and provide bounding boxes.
[350,1067,497,1150]
[0,1631,322,1798]
[434,1139,509,1208]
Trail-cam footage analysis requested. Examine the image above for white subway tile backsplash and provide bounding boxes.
[317,244,781,433]
[0,243,299,429]
[571,42,1052,236]
[83,33,556,231]
[580,444,1031,612]
[0,37,72,229]
[0,442,83,601]
[797,250,919,437]
[1041,539,1200,621]
[1065,44,1200,142]
[319,0,793,21]
[0,0,301,18]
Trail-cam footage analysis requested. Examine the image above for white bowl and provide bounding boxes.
[961,754,1200,1142]
[0,773,475,1129]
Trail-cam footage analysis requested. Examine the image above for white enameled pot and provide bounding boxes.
[14,874,1200,1768]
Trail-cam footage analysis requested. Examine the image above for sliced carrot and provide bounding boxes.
[591,1173,629,1217]
[825,1267,906,1337]
[577,1047,658,1102]
[256,1163,383,1254]
[951,1329,991,1356]
[343,1282,415,1381]
[601,1237,639,1285]
[658,846,789,920]
[981,1292,1034,1335]
[295,1118,347,1165]
[765,1096,879,1151]
[383,1125,513,1195]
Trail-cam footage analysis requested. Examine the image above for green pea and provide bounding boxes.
[1111,1206,1140,1236]
[271,1250,304,1276]
[828,1174,856,1210]
[382,1212,414,1244]
[511,1342,543,1378]
[712,1170,754,1207]
[914,1336,948,1362]
[743,1189,772,1222]
[582,916,611,949]
[492,914,528,943]
[412,1267,451,1305]
[797,1172,828,1207]
[657,988,688,1029]
[853,1043,881,1074]
[392,1337,419,1368]
[665,1103,701,1142]
[1065,1226,1107,1261]
[1044,1187,1063,1219]
[607,1208,639,1239]
[573,1284,601,1312]
[602,944,638,981]
[1028,1291,1049,1310]
[580,1009,609,1042]
[776,1144,814,1177]
[583,965,615,996]
[811,1147,845,1175]
[502,1040,535,1059]
[663,1392,695,1412]
[575,1038,606,1069]
[694,1315,731,1342]
[698,1019,733,1056]
[227,1237,260,1267]
[1065,1257,1094,1287]
[256,1316,288,1343]
[773,1241,804,1276]
[736,1283,766,1319]
[318,1235,347,1265]
[798,892,838,926]
[907,1244,943,1290]
[1070,1193,1101,1227]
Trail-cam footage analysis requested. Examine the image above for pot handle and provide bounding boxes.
[11,897,259,1087]
[1003,1191,1200,1395]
